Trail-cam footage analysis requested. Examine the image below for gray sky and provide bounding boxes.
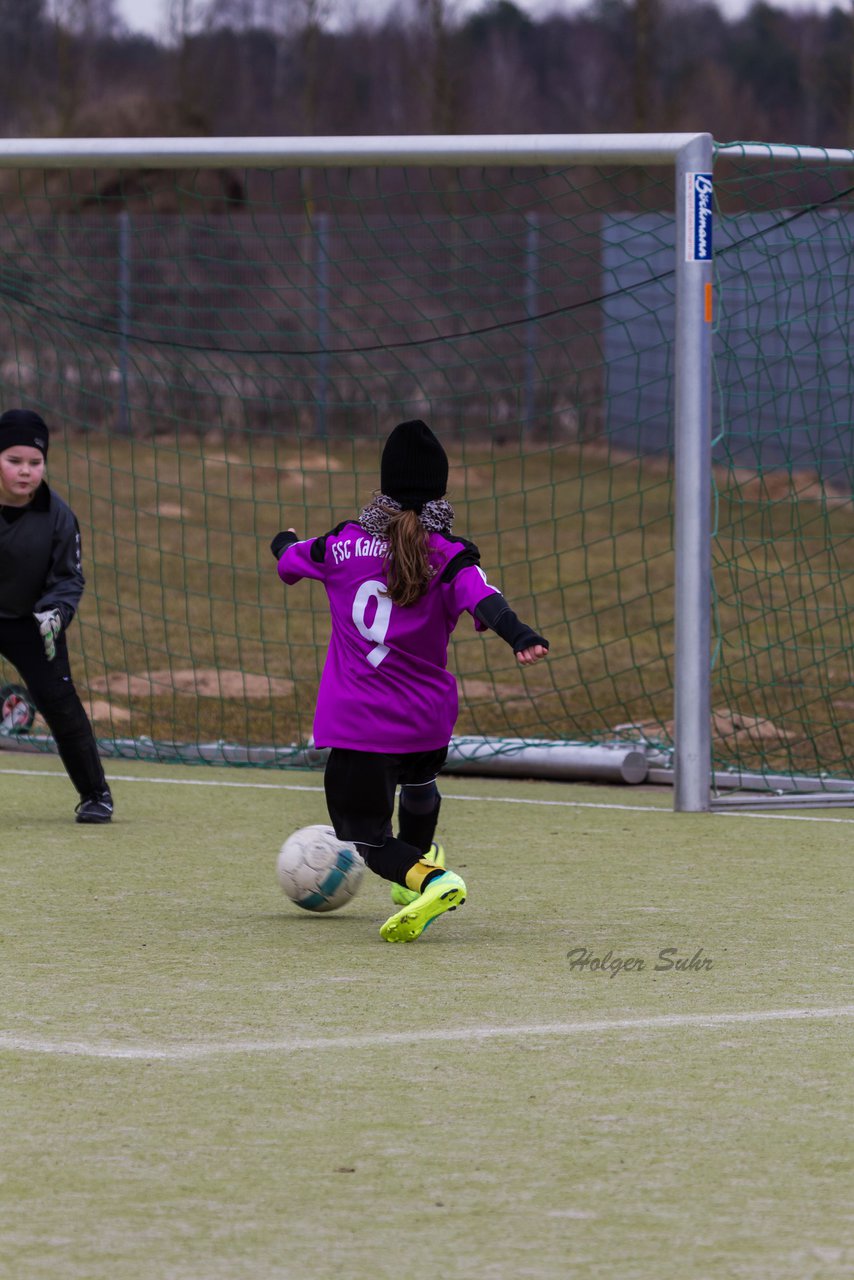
[115,0,843,40]
[118,0,164,39]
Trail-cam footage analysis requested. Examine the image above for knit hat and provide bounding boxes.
[0,409,49,458]
[380,419,448,510]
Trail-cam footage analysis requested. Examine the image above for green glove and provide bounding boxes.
[34,608,62,662]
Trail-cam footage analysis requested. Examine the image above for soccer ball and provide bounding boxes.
[276,824,365,913]
[0,684,36,735]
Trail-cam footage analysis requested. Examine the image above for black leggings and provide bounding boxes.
[324,746,446,885]
[0,615,107,799]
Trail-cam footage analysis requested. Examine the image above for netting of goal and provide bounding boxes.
[0,136,850,809]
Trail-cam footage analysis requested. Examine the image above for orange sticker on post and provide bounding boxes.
[704,282,713,323]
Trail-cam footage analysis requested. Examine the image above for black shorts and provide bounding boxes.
[324,745,448,847]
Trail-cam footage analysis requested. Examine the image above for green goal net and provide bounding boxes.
[709,145,853,799]
[0,141,850,802]
[600,144,854,800]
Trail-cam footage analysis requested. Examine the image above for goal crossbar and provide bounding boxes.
[0,133,710,169]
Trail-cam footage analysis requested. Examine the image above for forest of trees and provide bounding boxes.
[2,0,854,147]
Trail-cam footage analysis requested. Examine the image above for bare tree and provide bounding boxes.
[166,0,196,41]
[164,0,211,125]
[633,0,658,129]
[49,0,85,129]
[0,0,47,126]
[291,0,334,133]
[428,0,454,131]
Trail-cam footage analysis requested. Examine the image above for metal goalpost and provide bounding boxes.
[0,134,850,811]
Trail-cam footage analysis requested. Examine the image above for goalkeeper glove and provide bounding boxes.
[34,608,63,662]
[271,530,298,559]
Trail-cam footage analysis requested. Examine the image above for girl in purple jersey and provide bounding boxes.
[271,420,548,942]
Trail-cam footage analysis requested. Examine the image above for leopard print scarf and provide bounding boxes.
[358,493,455,537]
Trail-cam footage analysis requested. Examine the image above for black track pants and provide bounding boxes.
[0,616,108,799]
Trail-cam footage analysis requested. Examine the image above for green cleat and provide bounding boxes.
[380,870,466,943]
[390,841,445,907]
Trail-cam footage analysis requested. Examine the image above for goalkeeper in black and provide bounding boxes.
[0,409,113,823]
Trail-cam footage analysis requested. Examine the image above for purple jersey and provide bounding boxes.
[277,522,498,751]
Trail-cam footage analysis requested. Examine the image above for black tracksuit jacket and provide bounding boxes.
[0,481,84,625]
[0,480,107,801]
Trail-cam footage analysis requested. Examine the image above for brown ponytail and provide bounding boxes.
[382,507,435,606]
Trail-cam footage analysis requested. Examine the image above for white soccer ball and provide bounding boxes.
[276,824,365,913]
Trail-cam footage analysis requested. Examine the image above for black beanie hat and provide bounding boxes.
[0,409,49,458]
[380,419,448,509]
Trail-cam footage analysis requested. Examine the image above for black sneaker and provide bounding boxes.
[75,790,114,824]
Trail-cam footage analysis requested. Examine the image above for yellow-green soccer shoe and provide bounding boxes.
[389,841,445,907]
[380,870,466,943]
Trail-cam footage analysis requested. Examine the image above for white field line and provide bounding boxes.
[2,1005,852,1062]
[1,765,854,823]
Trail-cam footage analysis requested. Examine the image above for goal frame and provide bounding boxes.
[1,133,850,812]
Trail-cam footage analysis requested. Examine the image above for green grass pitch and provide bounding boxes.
[1,756,852,1280]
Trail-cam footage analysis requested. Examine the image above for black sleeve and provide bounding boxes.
[36,504,84,625]
[270,530,299,559]
[474,593,549,654]
[272,521,352,563]
[308,521,351,563]
[440,538,482,582]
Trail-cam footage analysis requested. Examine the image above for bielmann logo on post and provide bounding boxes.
[687,172,713,262]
